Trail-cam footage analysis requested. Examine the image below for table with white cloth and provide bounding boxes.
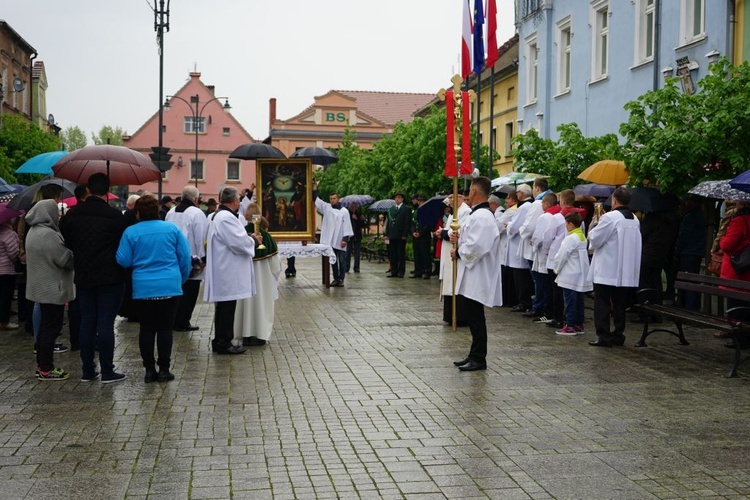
[277,243,337,287]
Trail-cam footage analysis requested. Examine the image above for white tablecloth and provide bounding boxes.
[277,243,336,264]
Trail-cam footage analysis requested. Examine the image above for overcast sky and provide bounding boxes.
[4,0,516,142]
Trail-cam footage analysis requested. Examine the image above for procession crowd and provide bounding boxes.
[0,176,277,382]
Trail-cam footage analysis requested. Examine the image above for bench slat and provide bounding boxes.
[676,271,750,292]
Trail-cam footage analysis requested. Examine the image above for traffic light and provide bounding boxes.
[150,146,174,172]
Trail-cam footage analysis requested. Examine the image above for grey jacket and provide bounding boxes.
[26,199,75,305]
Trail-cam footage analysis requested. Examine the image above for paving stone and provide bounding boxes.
[2,259,750,498]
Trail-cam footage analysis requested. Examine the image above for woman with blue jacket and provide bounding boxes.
[116,195,191,383]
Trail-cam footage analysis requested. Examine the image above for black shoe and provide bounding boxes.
[422,274,431,279]
[510,305,526,312]
[458,361,487,371]
[215,345,246,355]
[453,358,470,367]
[247,337,266,346]
[144,367,158,383]
[588,340,613,347]
[354,269,360,273]
[157,370,175,382]
[175,324,199,332]
[522,309,541,318]
[330,280,341,286]
[386,274,398,278]
[409,270,418,275]
[409,274,422,279]
[613,336,626,346]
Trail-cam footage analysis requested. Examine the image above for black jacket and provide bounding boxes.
[60,196,127,286]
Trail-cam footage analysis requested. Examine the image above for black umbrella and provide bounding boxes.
[289,146,338,166]
[7,176,78,211]
[628,186,663,213]
[229,143,286,160]
[416,195,448,228]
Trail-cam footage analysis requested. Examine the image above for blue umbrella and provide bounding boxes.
[729,170,750,194]
[16,151,68,175]
[416,195,448,228]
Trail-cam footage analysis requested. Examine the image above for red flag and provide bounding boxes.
[461,0,472,79]
[485,0,498,68]
[445,90,457,177]
[460,91,472,175]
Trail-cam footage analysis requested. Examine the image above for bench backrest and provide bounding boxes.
[676,272,750,303]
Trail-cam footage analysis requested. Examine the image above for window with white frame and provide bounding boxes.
[635,0,655,63]
[591,1,609,80]
[184,116,205,134]
[526,34,539,103]
[680,0,705,45]
[557,17,572,94]
[190,159,204,181]
[226,159,240,181]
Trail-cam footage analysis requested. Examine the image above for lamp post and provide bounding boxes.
[152,0,170,201]
[164,93,230,188]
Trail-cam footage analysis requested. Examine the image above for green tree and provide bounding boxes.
[61,126,87,150]
[92,125,125,146]
[0,114,60,182]
[620,57,750,195]
[513,123,625,191]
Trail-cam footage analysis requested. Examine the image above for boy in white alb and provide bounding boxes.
[554,212,593,335]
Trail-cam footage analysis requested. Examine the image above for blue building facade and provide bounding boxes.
[515,0,732,140]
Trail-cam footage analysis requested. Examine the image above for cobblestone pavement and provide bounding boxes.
[1,257,750,499]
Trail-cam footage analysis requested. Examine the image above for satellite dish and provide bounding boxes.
[47,114,55,126]
[12,77,24,92]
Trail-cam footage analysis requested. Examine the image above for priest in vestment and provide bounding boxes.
[234,204,281,347]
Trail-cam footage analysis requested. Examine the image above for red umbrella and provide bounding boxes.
[52,145,160,186]
[62,192,118,207]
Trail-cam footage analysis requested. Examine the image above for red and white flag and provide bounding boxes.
[485,0,498,68]
[461,0,472,79]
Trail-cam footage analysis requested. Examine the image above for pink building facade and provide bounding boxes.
[123,72,255,200]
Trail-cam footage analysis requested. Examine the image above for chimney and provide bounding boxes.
[269,98,277,130]
[207,85,215,96]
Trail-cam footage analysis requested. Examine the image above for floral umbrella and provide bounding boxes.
[688,179,750,201]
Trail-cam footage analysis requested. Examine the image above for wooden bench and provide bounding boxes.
[633,272,750,377]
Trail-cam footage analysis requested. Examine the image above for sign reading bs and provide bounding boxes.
[325,112,346,123]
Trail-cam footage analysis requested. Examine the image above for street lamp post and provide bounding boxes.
[152,0,170,201]
[164,93,230,188]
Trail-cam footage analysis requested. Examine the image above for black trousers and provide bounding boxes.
[413,235,431,275]
[136,298,178,370]
[511,266,533,310]
[0,274,15,324]
[443,293,468,325]
[213,300,237,351]
[464,296,487,364]
[388,239,407,276]
[593,284,630,342]
[37,303,64,372]
[174,280,200,329]
[68,298,81,350]
[501,265,517,308]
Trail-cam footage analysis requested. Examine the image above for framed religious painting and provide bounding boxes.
[256,159,315,241]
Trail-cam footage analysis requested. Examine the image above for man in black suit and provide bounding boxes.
[386,192,411,278]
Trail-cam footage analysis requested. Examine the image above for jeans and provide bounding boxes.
[530,270,551,314]
[562,288,585,327]
[137,298,178,370]
[346,239,361,272]
[332,248,347,282]
[77,283,125,378]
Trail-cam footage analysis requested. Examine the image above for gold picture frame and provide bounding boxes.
[256,159,314,241]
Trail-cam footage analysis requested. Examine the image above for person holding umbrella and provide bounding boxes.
[0,205,20,331]
[60,173,128,383]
